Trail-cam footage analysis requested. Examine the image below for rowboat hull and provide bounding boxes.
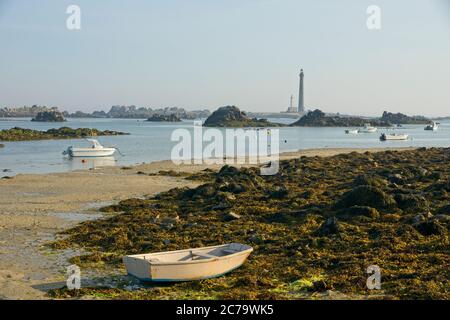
[380,134,409,141]
[123,243,253,282]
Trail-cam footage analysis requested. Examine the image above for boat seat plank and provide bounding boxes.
[191,252,216,259]
[222,249,237,254]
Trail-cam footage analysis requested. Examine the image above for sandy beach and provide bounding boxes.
[0,147,413,299]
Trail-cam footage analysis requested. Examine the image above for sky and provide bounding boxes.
[0,0,449,116]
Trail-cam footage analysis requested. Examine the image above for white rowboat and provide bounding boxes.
[380,133,409,141]
[123,243,253,282]
[63,139,116,157]
[345,129,359,134]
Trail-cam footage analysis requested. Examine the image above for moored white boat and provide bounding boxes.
[380,133,409,141]
[62,139,116,157]
[424,122,438,131]
[345,129,359,134]
[359,123,377,133]
[123,243,253,282]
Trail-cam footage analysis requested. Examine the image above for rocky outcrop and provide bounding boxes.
[32,111,66,122]
[381,111,429,125]
[147,114,181,122]
[291,109,391,127]
[0,127,128,142]
[291,109,430,127]
[203,106,284,127]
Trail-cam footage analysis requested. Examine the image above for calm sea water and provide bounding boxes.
[0,117,449,176]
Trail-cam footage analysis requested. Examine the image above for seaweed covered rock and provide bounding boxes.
[343,206,380,219]
[0,127,128,142]
[316,217,342,236]
[353,175,387,188]
[335,185,396,211]
[394,194,429,213]
[434,204,450,216]
[414,220,447,236]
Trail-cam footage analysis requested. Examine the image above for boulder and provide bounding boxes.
[394,194,429,213]
[335,186,396,211]
[353,175,387,188]
[414,220,446,236]
[316,217,342,236]
[344,206,380,219]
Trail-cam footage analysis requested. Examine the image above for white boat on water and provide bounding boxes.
[359,123,377,133]
[424,122,438,131]
[123,243,253,282]
[380,133,409,141]
[62,139,116,157]
[345,129,359,134]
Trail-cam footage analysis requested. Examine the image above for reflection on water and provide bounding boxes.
[64,156,117,171]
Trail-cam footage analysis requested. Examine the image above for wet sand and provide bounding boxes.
[0,147,412,299]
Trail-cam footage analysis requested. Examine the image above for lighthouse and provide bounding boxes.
[298,69,305,113]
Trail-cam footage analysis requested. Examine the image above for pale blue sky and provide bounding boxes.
[0,0,449,116]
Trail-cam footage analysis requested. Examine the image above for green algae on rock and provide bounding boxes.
[49,148,450,300]
[0,127,129,142]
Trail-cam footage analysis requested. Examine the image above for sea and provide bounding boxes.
[1,117,449,176]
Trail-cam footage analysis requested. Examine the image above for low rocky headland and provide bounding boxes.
[291,109,431,127]
[203,106,285,127]
[48,148,449,300]
[31,111,66,122]
[147,114,182,122]
[0,127,128,142]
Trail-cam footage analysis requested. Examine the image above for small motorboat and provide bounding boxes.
[424,122,438,131]
[380,133,409,141]
[62,139,116,157]
[345,129,359,134]
[359,123,377,133]
[123,243,253,282]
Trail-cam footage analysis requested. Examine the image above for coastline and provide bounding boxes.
[0,147,414,299]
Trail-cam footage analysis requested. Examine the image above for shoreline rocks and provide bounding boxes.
[147,114,182,122]
[0,127,128,142]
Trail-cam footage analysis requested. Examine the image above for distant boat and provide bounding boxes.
[359,123,378,133]
[424,122,438,131]
[345,129,359,134]
[380,133,409,141]
[123,243,253,282]
[62,139,116,157]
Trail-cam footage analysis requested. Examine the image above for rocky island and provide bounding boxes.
[0,127,128,142]
[147,114,182,122]
[203,106,284,127]
[380,111,430,125]
[31,111,66,122]
[291,109,430,127]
